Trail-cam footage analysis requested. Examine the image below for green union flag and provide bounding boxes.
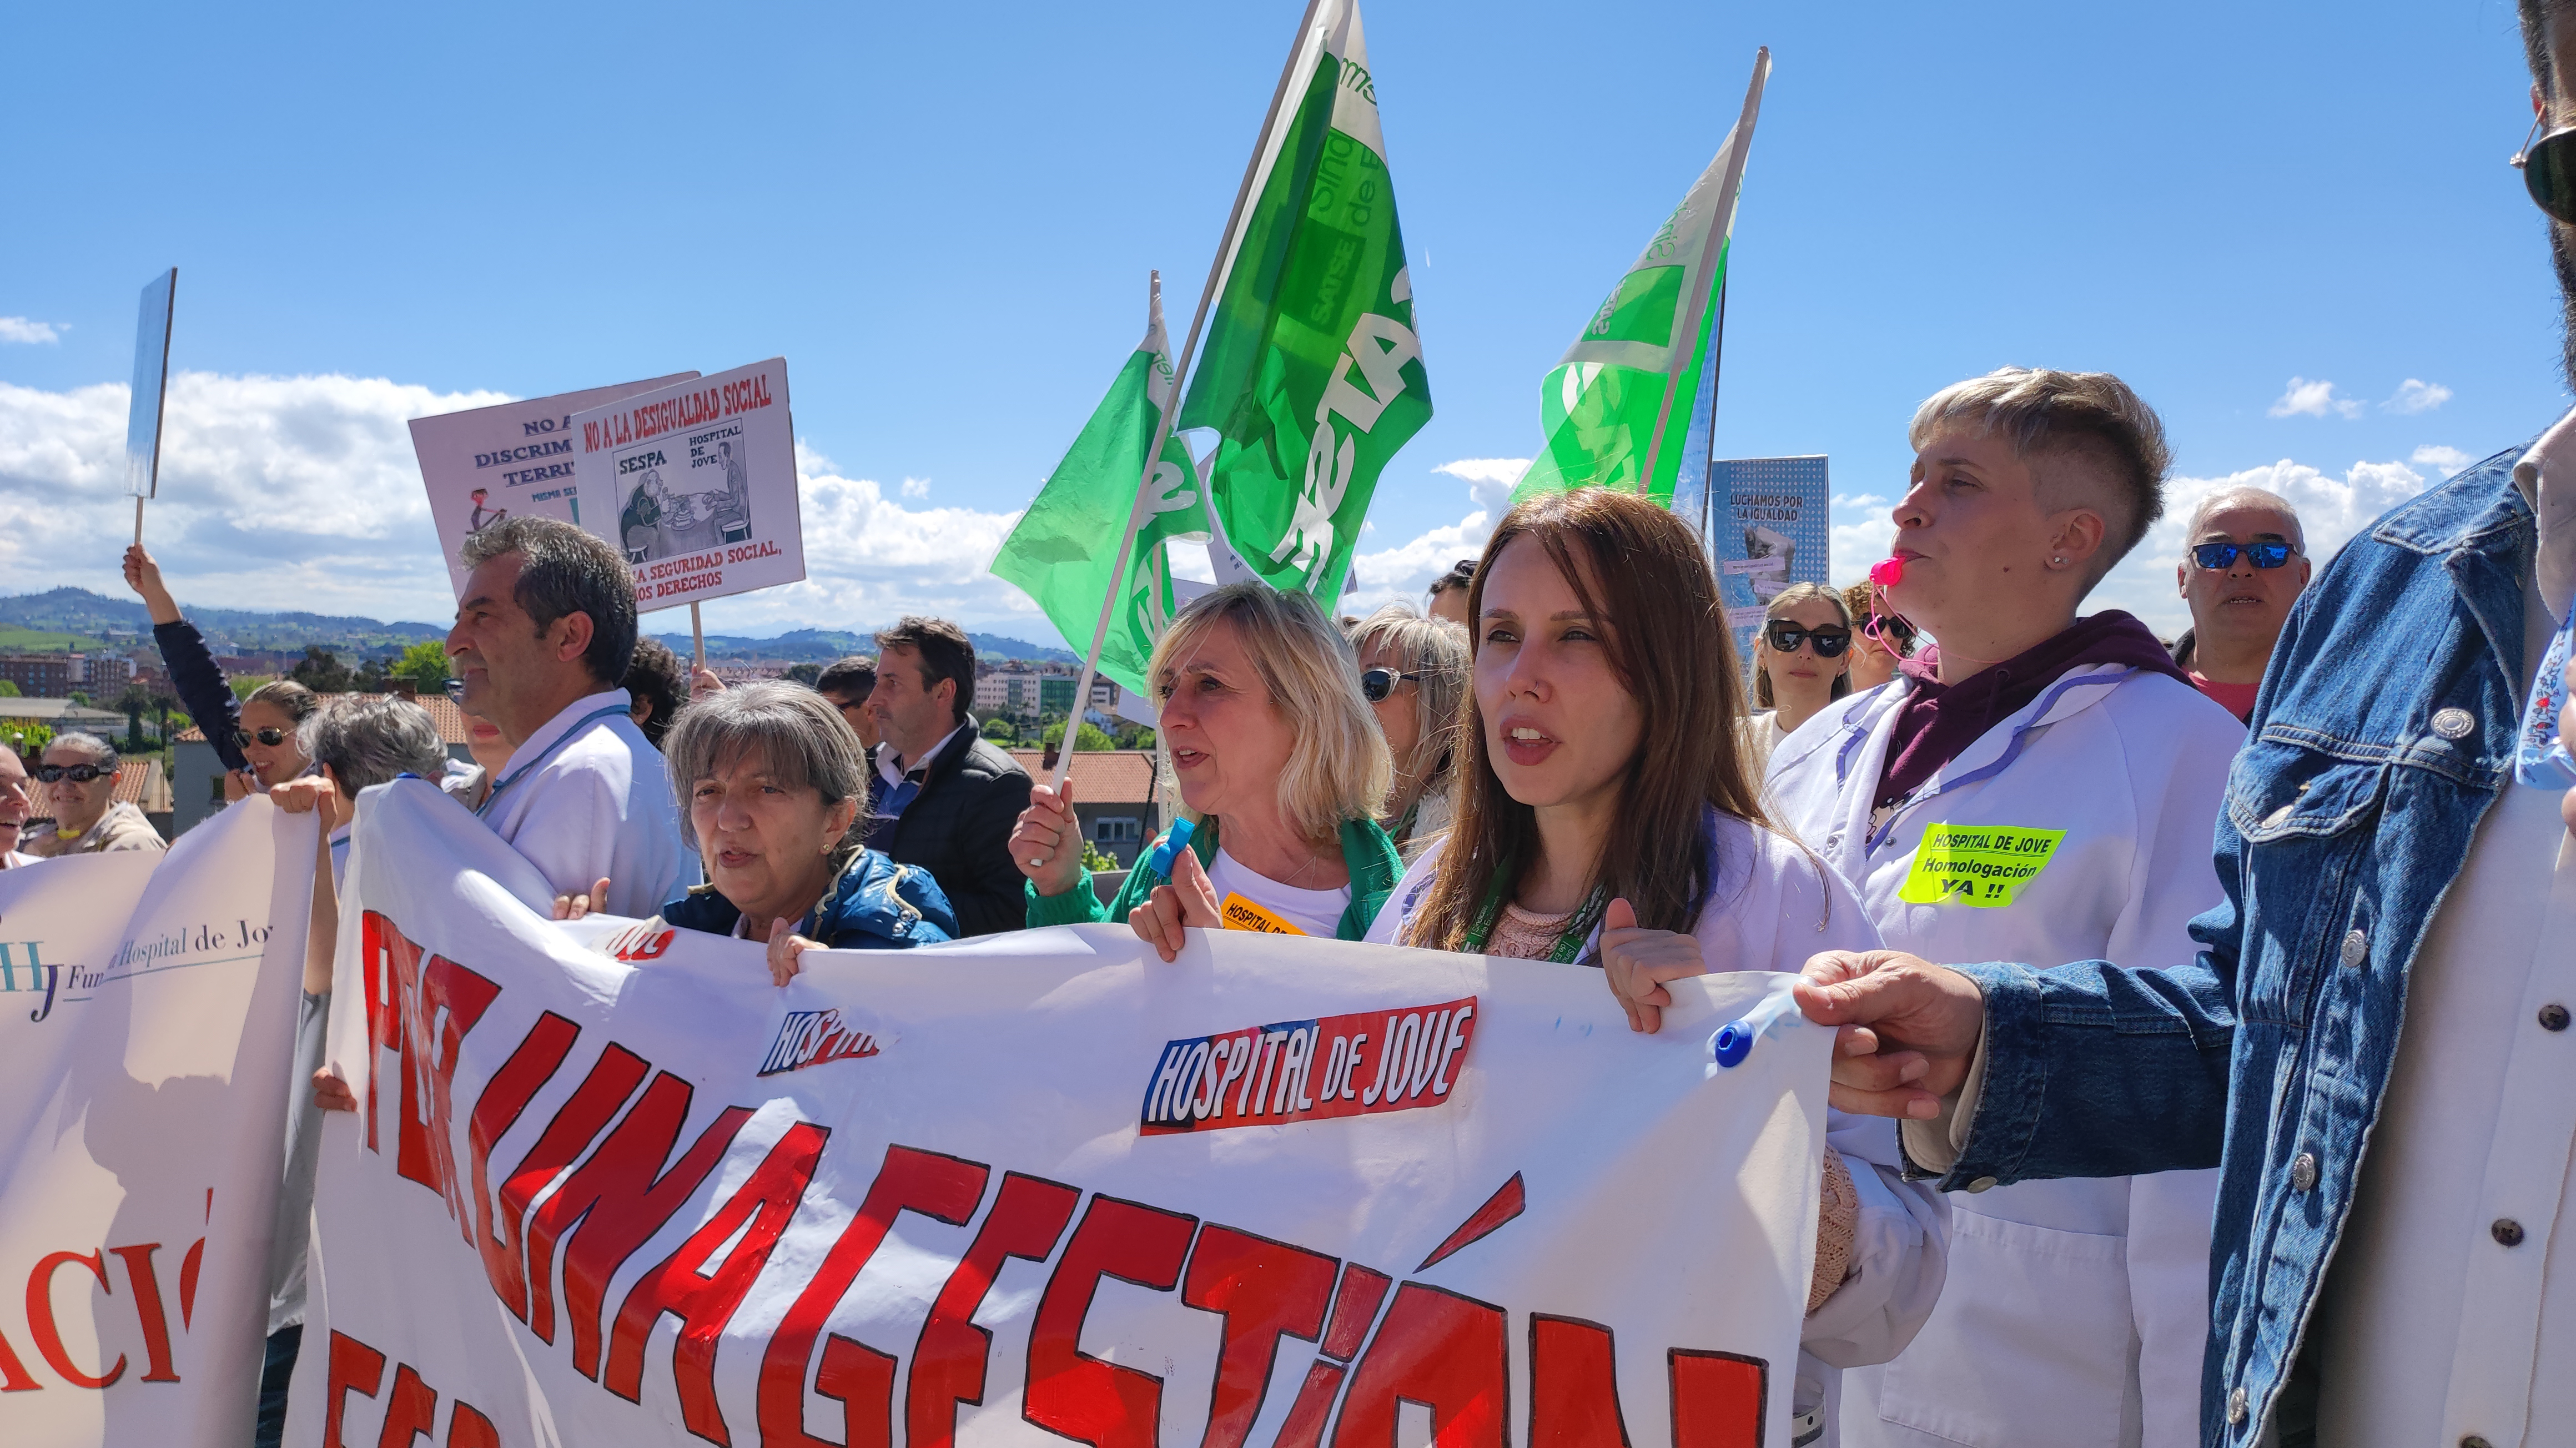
[991,281,1204,697]
[1178,0,1430,600]
[1516,51,1769,506]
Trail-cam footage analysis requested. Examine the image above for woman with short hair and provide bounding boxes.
[1742,582,1854,774]
[1839,580,1915,693]
[300,693,451,886]
[654,683,956,979]
[1348,602,1468,861]
[1366,487,1944,1446]
[1013,583,1398,953]
[125,544,316,793]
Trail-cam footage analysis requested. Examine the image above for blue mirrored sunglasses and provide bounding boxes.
[2191,541,2296,570]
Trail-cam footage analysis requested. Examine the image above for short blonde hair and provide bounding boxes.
[1909,366,2170,581]
[1150,584,1391,842]
[1347,602,1470,810]
[1752,582,1853,710]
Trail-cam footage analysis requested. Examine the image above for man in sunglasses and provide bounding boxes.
[1804,8,2576,1443]
[2169,486,2311,723]
[24,732,163,858]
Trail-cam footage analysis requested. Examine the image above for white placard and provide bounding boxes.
[567,359,805,612]
[409,374,700,598]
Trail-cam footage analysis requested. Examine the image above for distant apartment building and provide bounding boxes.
[973,671,1066,721]
[712,661,789,685]
[0,657,73,697]
[75,653,135,688]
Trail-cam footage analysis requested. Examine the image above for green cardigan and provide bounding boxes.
[1024,816,1402,941]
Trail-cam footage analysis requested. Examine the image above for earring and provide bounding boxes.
[2051,556,2066,566]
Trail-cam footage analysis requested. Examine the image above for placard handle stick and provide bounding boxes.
[134,496,145,547]
[690,601,706,672]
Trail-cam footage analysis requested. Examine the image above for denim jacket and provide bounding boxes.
[1917,444,2540,1445]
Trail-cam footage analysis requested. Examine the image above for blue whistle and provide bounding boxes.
[1146,818,1197,878]
[1712,989,1802,1068]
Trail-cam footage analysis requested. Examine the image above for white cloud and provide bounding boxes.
[2411,444,2476,477]
[2089,457,2432,635]
[0,371,1047,637]
[899,476,930,499]
[2384,379,2452,415]
[1340,457,1530,615]
[0,318,64,344]
[2268,377,2364,420]
[1431,457,1528,514]
[1829,492,1898,585]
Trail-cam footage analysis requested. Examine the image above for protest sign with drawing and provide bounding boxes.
[408,374,701,598]
[290,780,1828,1448]
[0,801,315,1448]
[567,359,805,614]
[1709,455,1830,648]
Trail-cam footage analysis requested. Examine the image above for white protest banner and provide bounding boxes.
[291,780,1826,1448]
[0,801,315,1446]
[567,359,806,612]
[409,374,703,598]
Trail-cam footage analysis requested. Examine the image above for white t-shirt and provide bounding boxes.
[479,688,691,920]
[1206,846,1350,937]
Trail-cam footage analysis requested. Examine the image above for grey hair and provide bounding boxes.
[300,696,450,796]
[458,516,640,689]
[2182,485,2304,554]
[1909,366,2171,582]
[47,731,117,766]
[662,682,868,854]
[1347,602,1468,816]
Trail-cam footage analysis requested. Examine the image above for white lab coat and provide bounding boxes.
[1370,811,1950,1446]
[478,689,691,921]
[1766,663,2238,1448]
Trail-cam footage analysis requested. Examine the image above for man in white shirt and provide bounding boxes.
[450,517,687,919]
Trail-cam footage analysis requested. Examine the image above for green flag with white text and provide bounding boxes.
[991,284,1204,697]
[1178,0,1430,600]
[1515,51,1769,506]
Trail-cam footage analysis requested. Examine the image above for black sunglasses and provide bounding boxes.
[1360,667,1421,703]
[1764,622,1852,658]
[2191,541,2297,570]
[2516,113,2576,224]
[233,726,291,748]
[36,763,114,784]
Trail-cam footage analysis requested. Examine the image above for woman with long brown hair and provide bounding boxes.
[1365,487,1945,1446]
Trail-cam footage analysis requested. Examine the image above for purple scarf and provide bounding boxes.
[1874,611,2196,810]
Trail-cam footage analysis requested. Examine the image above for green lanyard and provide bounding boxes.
[1458,856,1606,963]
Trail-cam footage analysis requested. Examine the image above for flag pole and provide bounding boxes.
[1637,47,1769,496]
[1700,276,1728,546]
[690,601,705,672]
[1051,0,1333,796]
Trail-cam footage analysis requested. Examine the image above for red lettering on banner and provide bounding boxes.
[1530,1317,1629,1448]
[604,1122,830,1442]
[466,1012,581,1310]
[1181,1225,1337,1448]
[1666,1350,1764,1448]
[324,1330,387,1448]
[1320,1265,1392,1359]
[394,953,504,1231]
[378,1361,438,1446]
[105,1243,179,1382]
[447,1402,502,1448]
[1329,1284,1507,1448]
[1140,999,1477,1136]
[25,1249,124,1389]
[497,1043,648,1324]
[1022,1195,1198,1448]
[0,1327,37,1391]
[360,912,407,1149]
[758,1144,990,1448]
[906,1172,1081,1448]
[524,1073,751,1380]
[1270,1361,1347,1448]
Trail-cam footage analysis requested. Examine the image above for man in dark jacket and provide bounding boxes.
[865,617,1032,936]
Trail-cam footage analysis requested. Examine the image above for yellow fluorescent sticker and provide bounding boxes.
[1897,823,2068,908]
[1221,893,1307,935]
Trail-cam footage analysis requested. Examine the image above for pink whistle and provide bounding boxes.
[1869,556,1906,587]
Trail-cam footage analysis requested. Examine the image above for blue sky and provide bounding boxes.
[0,0,2562,639]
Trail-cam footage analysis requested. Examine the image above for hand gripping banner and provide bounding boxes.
[294,781,1829,1448]
[0,801,316,1446]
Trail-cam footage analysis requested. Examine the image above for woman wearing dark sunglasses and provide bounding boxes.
[1349,602,1469,861]
[1743,583,1854,774]
[127,544,318,794]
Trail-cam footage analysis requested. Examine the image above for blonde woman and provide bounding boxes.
[1742,582,1854,774]
[1013,584,1398,955]
[1349,602,1468,861]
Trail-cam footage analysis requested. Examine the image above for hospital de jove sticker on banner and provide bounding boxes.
[1897,823,2067,908]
